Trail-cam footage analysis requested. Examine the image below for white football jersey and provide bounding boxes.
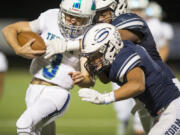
[161,22,174,41]
[0,52,8,72]
[147,18,166,49]
[29,9,81,90]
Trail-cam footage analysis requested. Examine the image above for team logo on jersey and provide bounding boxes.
[94,28,110,43]
[73,0,82,9]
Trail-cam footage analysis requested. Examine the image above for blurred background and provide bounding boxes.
[0,0,180,135]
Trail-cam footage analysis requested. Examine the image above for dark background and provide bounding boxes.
[0,0,180,22]
[0,0,180,70]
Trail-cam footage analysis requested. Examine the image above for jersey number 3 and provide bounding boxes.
[43,54,63,79]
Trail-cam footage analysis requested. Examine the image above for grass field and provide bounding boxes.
[0,68,127,135]
[1,68,179,135]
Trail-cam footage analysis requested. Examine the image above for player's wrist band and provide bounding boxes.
[104,91,116,104]
[66,40,80,51]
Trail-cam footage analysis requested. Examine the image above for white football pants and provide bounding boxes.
[16,84,70,135]
[148,97,180,135]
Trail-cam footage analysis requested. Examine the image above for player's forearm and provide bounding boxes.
[114,80,145,101]
[77,56,95,87]
[114,67,145,101]
[76,74,95,88]
[118,29,142,44]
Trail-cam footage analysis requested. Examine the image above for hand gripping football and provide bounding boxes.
[17,31,46,50]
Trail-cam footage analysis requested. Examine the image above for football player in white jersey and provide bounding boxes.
[2,0,96,135]
[0,51,8,99]
[145,1,174,62]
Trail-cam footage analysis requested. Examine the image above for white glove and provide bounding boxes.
[78,88,115,104]
[44,38,81,59]
[44,38,67,59]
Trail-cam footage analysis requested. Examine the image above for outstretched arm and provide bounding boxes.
[78,67,145,104]
[44,38,82,59]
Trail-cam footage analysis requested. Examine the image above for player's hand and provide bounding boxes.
[78,88,115,104]
[44,38,67,59]
[69,71,85,85]
[17,39,45,59]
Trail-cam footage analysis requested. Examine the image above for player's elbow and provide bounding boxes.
[2,26,9,37]
[135,81,145,94]
[2,25,16,38]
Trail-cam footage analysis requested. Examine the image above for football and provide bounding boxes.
[17,31,46,50]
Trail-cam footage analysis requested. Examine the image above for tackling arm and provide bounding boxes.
[118,29,143,44]
[78,67,145,104]
[69,57,95,88]
[44,38,82,59]
[114,67,145,101]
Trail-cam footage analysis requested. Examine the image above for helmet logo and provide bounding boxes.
[94,28,110,43]
[73,0,82,9]
[91,0,96,11]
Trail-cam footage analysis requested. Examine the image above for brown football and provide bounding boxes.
[17,31,46,50]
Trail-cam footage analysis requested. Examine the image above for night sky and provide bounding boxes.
[0,0,180,22]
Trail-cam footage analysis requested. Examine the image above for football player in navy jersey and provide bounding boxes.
[95,0,176,81]
[90,0,180,134]
[78,23,180,135]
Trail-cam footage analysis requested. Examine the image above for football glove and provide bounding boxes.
[44,38,80,59]
[44,38,67,59]
[78,88,115,104]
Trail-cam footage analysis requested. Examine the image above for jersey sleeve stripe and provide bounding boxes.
[115,21,144,29]
[113,17,144,29]
[116,54,141,81]
[117,53,137,79]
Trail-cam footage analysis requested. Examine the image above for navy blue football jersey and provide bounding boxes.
[111,13,175,79]
[108,40,180,116]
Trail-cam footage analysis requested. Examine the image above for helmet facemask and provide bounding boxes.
[94,0,128,24]
[84,52,104,76]
[58,9,93,39]
[84,39,122,76]
[94,9,116,23]
[94,0,117,23]
[58,0,96,39]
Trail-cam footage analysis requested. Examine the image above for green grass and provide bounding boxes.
[3,69,179,135]
[0,69,120,135]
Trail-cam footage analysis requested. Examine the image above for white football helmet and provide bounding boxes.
[146,2,163,19]
[59,0,96,39]
[82,23,123,74]
[128,0,149,10]
[96,0,128,16]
